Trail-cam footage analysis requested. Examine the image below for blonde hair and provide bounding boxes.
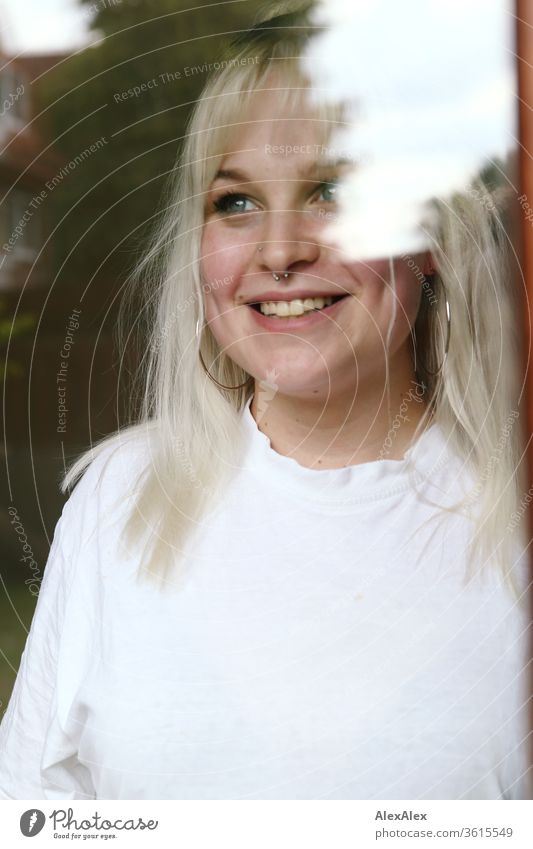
[62,1,529,601]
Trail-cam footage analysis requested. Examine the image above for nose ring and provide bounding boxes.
[258,248,289,280]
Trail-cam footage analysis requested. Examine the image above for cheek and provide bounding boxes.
[203,290,227,327]
[200,225,254,334]
[200,223,248,284]
[378,279,422,340]
[349,259,422,323]
[200,227,223,284]
[199,232,228,320]
[395,276,422,324]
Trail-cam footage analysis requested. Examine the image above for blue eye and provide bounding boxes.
[317,180,338,203]
[211,182,338,215]
[213,193,256,214]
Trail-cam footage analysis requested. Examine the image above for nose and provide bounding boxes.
[256,209,320,275]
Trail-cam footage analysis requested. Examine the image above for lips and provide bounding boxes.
[245,292,350,330]
[248,294,346,315]
[249,294,345,309]
[243,290,347,305]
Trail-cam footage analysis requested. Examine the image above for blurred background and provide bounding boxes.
[0,0,271,712]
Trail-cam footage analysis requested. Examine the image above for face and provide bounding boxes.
[200,87,429,399]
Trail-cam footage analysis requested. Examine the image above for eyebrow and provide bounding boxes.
[213,158,353,184]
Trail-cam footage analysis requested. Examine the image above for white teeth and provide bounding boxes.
[258,296,334,317]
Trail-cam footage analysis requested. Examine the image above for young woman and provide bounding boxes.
[0,4,530,800]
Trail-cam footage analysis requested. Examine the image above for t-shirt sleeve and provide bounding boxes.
[0,464,101,800]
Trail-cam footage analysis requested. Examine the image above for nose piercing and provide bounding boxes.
[258,247,288,279]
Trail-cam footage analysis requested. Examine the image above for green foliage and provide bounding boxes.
[35,0,266,288]
[0,299,36,380]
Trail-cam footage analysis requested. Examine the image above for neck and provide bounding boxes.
[249,358,432,470]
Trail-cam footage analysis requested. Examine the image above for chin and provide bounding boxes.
[254,374,329,396]
[246,354,322,382]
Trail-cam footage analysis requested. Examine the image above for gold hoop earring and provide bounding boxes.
[196,319,252,391]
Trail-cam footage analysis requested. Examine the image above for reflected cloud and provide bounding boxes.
[302,0,516,259]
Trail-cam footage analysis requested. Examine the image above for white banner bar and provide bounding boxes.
[1,799,532,848]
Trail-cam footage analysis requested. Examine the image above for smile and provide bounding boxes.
[245,293,350,329]
[250,295,345,317]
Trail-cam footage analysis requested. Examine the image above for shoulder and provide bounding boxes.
[410,419,477,503]
[59,423,156,545]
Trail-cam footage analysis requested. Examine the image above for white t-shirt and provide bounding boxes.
[0,397,531,800]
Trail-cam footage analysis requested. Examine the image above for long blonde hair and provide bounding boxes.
[63,1,529,601]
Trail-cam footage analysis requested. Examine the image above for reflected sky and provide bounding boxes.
[302,0,517,259]
[0,0,90,53]
[0,0,516,262]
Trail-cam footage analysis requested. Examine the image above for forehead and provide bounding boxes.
[221,87,338,168]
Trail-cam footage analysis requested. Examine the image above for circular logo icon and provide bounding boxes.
[20,809,46,837]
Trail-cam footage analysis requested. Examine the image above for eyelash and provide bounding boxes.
[212,181,338,215]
